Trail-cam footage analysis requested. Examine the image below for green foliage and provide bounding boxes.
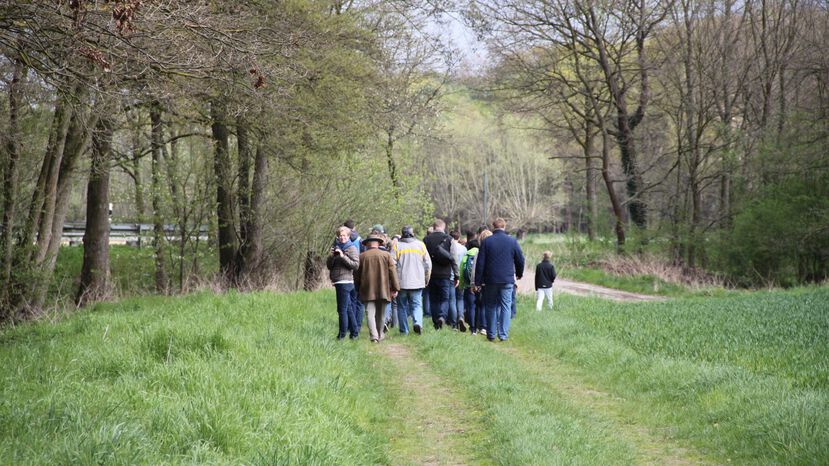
[50,245,218,303]
[715,174,829,287]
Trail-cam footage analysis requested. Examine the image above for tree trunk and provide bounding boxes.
[76,117,113,306]
[165,126,187,292]
[150,101,169,293]
[303,249,322,291]
[21,93,71,253]
[241,142,268,279]
[616,117,648,229]
[584,125,597,241]
[600,130,626,250]
[131,123,146,222]
[33,101,96,309]
[587,4,650,229]
[236,116,252,278]
[385,130,401,194]
[1,60,24,314]
[211,99,237,281]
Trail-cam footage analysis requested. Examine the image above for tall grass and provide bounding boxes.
[0,291,396,465]
[2,286,827,464]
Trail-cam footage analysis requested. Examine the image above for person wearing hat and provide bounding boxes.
[393,226,432,335]
[370,224,399,331]
[354,233,400,342]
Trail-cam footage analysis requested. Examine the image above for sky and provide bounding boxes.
[427,9,490,73]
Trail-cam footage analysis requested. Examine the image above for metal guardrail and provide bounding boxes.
[61,223,209,246]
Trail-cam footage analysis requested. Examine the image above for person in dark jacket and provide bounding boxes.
[534,251,557,311]
[423,219,459,330]
[473,218,524,341]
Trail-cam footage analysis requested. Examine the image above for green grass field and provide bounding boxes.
[2,287,827,465]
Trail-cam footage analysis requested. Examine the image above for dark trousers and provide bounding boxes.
[350,287,363,334]
[463,288,479,332]
[428,278,452,328]
[335,283,357,338]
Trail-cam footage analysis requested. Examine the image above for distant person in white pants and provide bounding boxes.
[534,251,557,310]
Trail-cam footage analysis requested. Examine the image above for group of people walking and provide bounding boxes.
[326,218,556,343]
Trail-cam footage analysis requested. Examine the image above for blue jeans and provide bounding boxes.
[448,284,465,327]
[429,278,452,328]
[422,287,431,317]
[335,283,357,338]
[463,288,477,332]
[511,285,517,319]
[448,285,457,327]
[476,291,486,331]
[350,287,363,334]
[484,284,514,341]
[397,289,423,334]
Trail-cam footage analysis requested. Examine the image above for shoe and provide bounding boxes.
[480,329,487,336]
[458,318,467,333]
[349,334,359,340]
[371,338,379,343]
[413,324,422,335]
[383,322,389,333]
[438,317,445,329]
[487,337,496,342]
[471,330,477,335]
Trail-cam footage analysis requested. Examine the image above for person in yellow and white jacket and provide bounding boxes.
[393,226,432,335]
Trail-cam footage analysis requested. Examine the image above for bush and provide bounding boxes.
[714,174,829,287]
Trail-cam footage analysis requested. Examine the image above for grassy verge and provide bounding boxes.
[519,233,727,297]
[2,286,827,464]
[559,266,716,297]
[0,291,397,464]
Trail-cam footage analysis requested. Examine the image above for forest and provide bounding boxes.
[1,0,827,322]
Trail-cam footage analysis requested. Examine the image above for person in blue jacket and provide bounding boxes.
[473,217,524,342]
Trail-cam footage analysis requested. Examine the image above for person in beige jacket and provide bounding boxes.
[354,233,400,342]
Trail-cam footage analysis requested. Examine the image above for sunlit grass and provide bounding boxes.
[2,287,827,464]
[0,291,395,465]
[513,288,829,464]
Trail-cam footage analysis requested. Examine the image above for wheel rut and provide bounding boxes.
[494,344,710,465]
[373,342,487,466]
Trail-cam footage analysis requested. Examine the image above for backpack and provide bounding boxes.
[429,234,453,266]
[461,250,477,288]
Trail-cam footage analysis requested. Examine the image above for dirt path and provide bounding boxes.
[373,342,487,466]
[516,270,666,302]
[495,345,709,465]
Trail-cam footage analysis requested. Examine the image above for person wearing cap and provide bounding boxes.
[473,217,524,342]
[423,219,459,330]
[326,226,360,340]
[354,233,400,342]
[393,226,432,335]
